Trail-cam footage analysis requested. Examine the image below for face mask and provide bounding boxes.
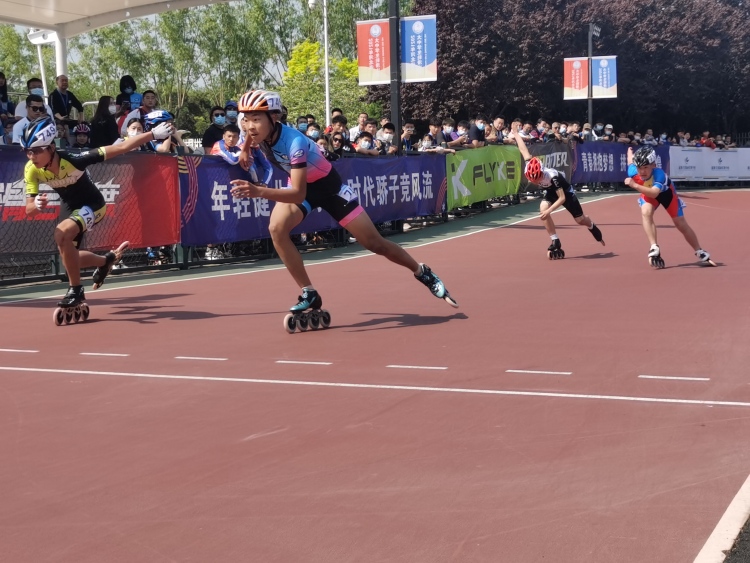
[444,126,453,134]
[124,87,133,94]
[226,111,238,119]
[298,123,308,132]
[309,130,320,139]
[559,127,567,134]
[595,125,603,131]
[458,130,467,136]
[538,126,545,133]
[30,88,44,96]
[634,135,641,141]
[383,133,394,143]
[214,115,226,126]
[359,140,371,149]
[476,123,485,131]
[605,129,613,134]
[128,129,142,137]
[109,105,117,114]
[661,134,667,140]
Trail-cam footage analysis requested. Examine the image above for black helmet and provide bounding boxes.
[632,146,656,167]
[20,115,57,149]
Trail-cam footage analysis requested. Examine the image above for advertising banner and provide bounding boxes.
[400,15,438,83]
[356,19,390,86]
[669,147,750,180]
[0,148,180,254]
[446,146,522,209]
[571,142,671,184]
[179,154,445,246]
[592,56,617,99]
[563,57,589,100]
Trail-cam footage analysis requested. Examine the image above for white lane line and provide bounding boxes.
[1,365,749,409]
[0,195,624,306]
[0,348,39,353]
[174,356,228,362]
[506,369,572,375]
[80,352,130,357]
[694,473,750,563]
[386,365,448,371]
[276,360,332,366]
[639,375,711,382]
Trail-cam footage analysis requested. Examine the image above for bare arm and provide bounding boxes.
[230,166,308,204]
[101,127,173,159]
[510,130,532,160]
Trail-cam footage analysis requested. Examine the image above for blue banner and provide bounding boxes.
[179,154,446,246]
[400,15,438,82]
[592,56,617,99]
[571,142,670,184]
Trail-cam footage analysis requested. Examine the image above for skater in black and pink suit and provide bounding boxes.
[510,130,604,259]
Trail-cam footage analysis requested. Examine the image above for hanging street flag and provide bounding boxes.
[592,56,618,99]
[563,57,589,100]
[400,15,438,83]
[356,19,391,86]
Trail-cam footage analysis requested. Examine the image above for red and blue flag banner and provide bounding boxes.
[400,15,438,83]
[356,19,391,86]
[563,57,589,100]
[592,56,618,99]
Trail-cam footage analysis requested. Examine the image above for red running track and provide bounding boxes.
[0,191,748,562]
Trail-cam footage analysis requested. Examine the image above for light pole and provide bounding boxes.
[588,23,601,126]
[309,0,331,126]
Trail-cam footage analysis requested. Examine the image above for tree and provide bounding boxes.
[279,40,381,123]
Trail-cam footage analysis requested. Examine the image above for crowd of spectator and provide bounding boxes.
[1,70,744,154]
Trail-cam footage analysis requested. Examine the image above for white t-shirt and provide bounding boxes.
[12,118,30,144]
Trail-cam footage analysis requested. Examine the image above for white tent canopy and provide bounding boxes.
[1,0,228,74]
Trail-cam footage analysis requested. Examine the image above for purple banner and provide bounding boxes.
[179,154,445,246]
[571,142,670,184]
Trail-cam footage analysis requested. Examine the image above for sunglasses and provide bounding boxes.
[29,105,45,112]
[332,138,343,143]
[214,113,226,117]
[25,147,48,155]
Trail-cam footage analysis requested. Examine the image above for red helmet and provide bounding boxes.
[238,90,282,113]
[524,157,543,182]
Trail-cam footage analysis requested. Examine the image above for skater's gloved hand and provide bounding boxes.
[229,179,262,199]
[151,122,175,140]
[34,194,48,210]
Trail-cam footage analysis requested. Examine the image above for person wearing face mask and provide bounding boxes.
[115,75,141,113]
[436,118,462,148]
[306,123,322,141]
[89,96,120,148]
[592,122,605,140]
[354,131,379,156]
[400,121,417,152]
[581,123,595,142]
[597,124,614,142]
[224,100,239,125]
[202,106,227,150]
[451,120,472,148]
[632,132,643,146]
[377,123,398,155]
[15,78,53,119]
[467,114,487,148]
[530,118,549,143]
[296,116,309,134]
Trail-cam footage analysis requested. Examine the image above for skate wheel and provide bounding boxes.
[81,304,90,321]
[73,306,82,323]
[309,311,321,330]
[320,310,331,329]
[53,307,65,326]
[444,294,459,308]
[705,259,717,267]
[297,316,309,332]
[283,313,297,334]
[64,309,74,324]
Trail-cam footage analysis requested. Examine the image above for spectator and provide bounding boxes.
[581,123,595,142]
[617,132,631,144]
[700,130,716,149]
[14,78,53,119]
[567,122,584,144]
[295,115,309,133]
[454,120,472,147]
[592,121,605,139]
[486,115,505,144]
[0,71,13,125]
[71,123,91,150]
[418,133,435,152]
[306,122,321,140]
[467,114,487,148]
[324,107,344,134]
[548,122,564,142]
[89,96,119,148]
[425,118,441,147]
[121,89,159,135]
[436,118,461,148]
[210,123,242,163]
[330,132,352,157]
[279,105,289,126]
[376,115,391,140]
[306,114,316,125]
[354,131,379,156]
[349,112,368,143]
[714,134,726,149]
[632,132,642,145]
[49,75,84,125]
[401,121,416,152]
[202,106,226,149]
[519,121,535,140]
[724,135,737,148]
[329,114,348,141]
[658,131,670,145]
[225,100,239,125]
[598,124,615,142]
[115,75,140,111]
[377,122,398,155]
[316,134,338,161]
[113,118,149,151]
[642,129,658,146]
[12,94,47,143]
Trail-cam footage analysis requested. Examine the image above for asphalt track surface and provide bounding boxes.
[0,191,748,562]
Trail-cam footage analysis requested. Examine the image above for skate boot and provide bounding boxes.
[284,288,331,333]
[415,264,458,307]
[547,239,565,260]
[589,223,605,246]
[695,249,716,267]
[92,241,129,290]
[648,244,665,269]
[53,285,90,326]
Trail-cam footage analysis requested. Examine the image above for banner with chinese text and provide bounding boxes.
[400,15,438,83]
[356,19,390,86]
[592,56,618,99]
[571,142,670,184]
[563,57,589,100]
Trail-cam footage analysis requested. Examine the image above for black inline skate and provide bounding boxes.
[283,288,331,333]
[53,285,90,326]
[648,245,665,269]
[414,264,458,307]
[547,239,565,260]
